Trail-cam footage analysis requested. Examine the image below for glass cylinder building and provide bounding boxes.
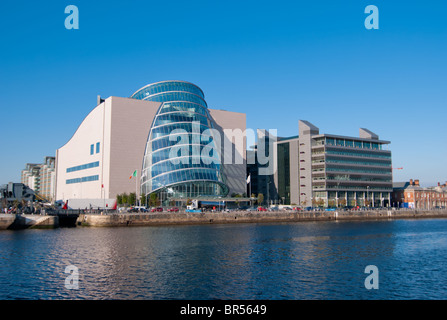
[131,81,229,203]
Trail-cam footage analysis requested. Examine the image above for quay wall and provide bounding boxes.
[78,209,447,227]
[0,214,59,230]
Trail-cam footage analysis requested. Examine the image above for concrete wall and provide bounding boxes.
[298,120,319,207]
[78,209,447,227]
[55,97,161,205]
[108,97,160,199]
[289,139,299,205]
[0,214,58,230]
[55,100,109,201]
[208,109,247,195]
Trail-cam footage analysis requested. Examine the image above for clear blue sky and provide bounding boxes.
[0,0,445,187]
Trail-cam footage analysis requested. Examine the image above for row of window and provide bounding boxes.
[154,112,210,128]
[144,92,207,109]
[131,82,205,100]
[66,175,99,184]
[314,149,391,159]
[324,138,382,150]
[159,102,208,117]
[67,161,99,173]
[313,175,391,183]
[145,168,221,191]
[90,142,100,155]
[325,158,391,167]
[151,122,213,140]
[142,181,227,199]
[148,156,221,179]
[314,167,391,175]
[314,185,392,191]
[150,133,217,151]
[149,144,220,165]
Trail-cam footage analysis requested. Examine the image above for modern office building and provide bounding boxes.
[273,120,393,207]
[21,156,55,202]
[246,130,276,204]
[55,81,246,208]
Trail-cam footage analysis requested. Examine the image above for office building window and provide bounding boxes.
[66,175,99,185]
[66,161,100,173]
[90,144,94,155]
[96,142,100,154]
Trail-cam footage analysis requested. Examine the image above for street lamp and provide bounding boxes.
[366,186,370,207]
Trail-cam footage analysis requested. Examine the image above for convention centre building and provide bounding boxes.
[55,81,246,208]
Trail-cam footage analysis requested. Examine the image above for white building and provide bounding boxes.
[55,81,246,209]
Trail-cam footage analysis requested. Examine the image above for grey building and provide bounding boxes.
[273,120,393,207]
[246,130,277,204]
[0,182,35,209]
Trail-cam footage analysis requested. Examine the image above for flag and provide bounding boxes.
[129,170,137,179]
[62,200,68,210]
[246,174,251,184]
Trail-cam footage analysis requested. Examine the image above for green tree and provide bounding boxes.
[257,193,264,205]
[116,194,123,206]
[122,193,129,206]
[317,198,325,207]
[140,194,147,207]
[149,193,159,207]
[129,192,136,206]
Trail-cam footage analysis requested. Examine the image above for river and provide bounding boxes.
[0,218,446,299]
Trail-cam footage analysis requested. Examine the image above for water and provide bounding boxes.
[1,219,447,300]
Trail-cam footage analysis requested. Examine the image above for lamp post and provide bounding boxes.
[367,186,370,208]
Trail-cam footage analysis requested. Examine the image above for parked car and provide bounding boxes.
[257,207,267,211]
[151,207,163,212]
[168,207,179,212]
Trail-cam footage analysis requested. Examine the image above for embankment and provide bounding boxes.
[0,214,59,230]
[78,209,447,227]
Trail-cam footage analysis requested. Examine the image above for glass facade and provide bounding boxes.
[277,142,290,204]
[131,81,229,201]
[311,137,392,207]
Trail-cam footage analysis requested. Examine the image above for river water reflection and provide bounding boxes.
[0,219,446,299]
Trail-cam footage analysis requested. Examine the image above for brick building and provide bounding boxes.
[392,179,447,209]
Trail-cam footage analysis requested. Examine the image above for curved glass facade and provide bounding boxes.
[132,81,229,202]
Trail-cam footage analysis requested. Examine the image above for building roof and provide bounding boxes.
[393,182,410,190]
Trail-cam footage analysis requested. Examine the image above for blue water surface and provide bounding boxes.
[0,218,446,300]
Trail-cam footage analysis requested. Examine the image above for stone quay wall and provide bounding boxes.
[78,209,447,227]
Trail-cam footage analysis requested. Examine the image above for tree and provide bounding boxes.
[116,194,123,206]
[316,198,325,207]
[257,193,264,205]
[140,194,147,207]
[129,193,137,206]
[149,193,159,207]
[122,193,129,206]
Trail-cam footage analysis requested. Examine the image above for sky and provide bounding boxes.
[0,0,446,187]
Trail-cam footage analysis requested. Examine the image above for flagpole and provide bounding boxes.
[248,174,251,207]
